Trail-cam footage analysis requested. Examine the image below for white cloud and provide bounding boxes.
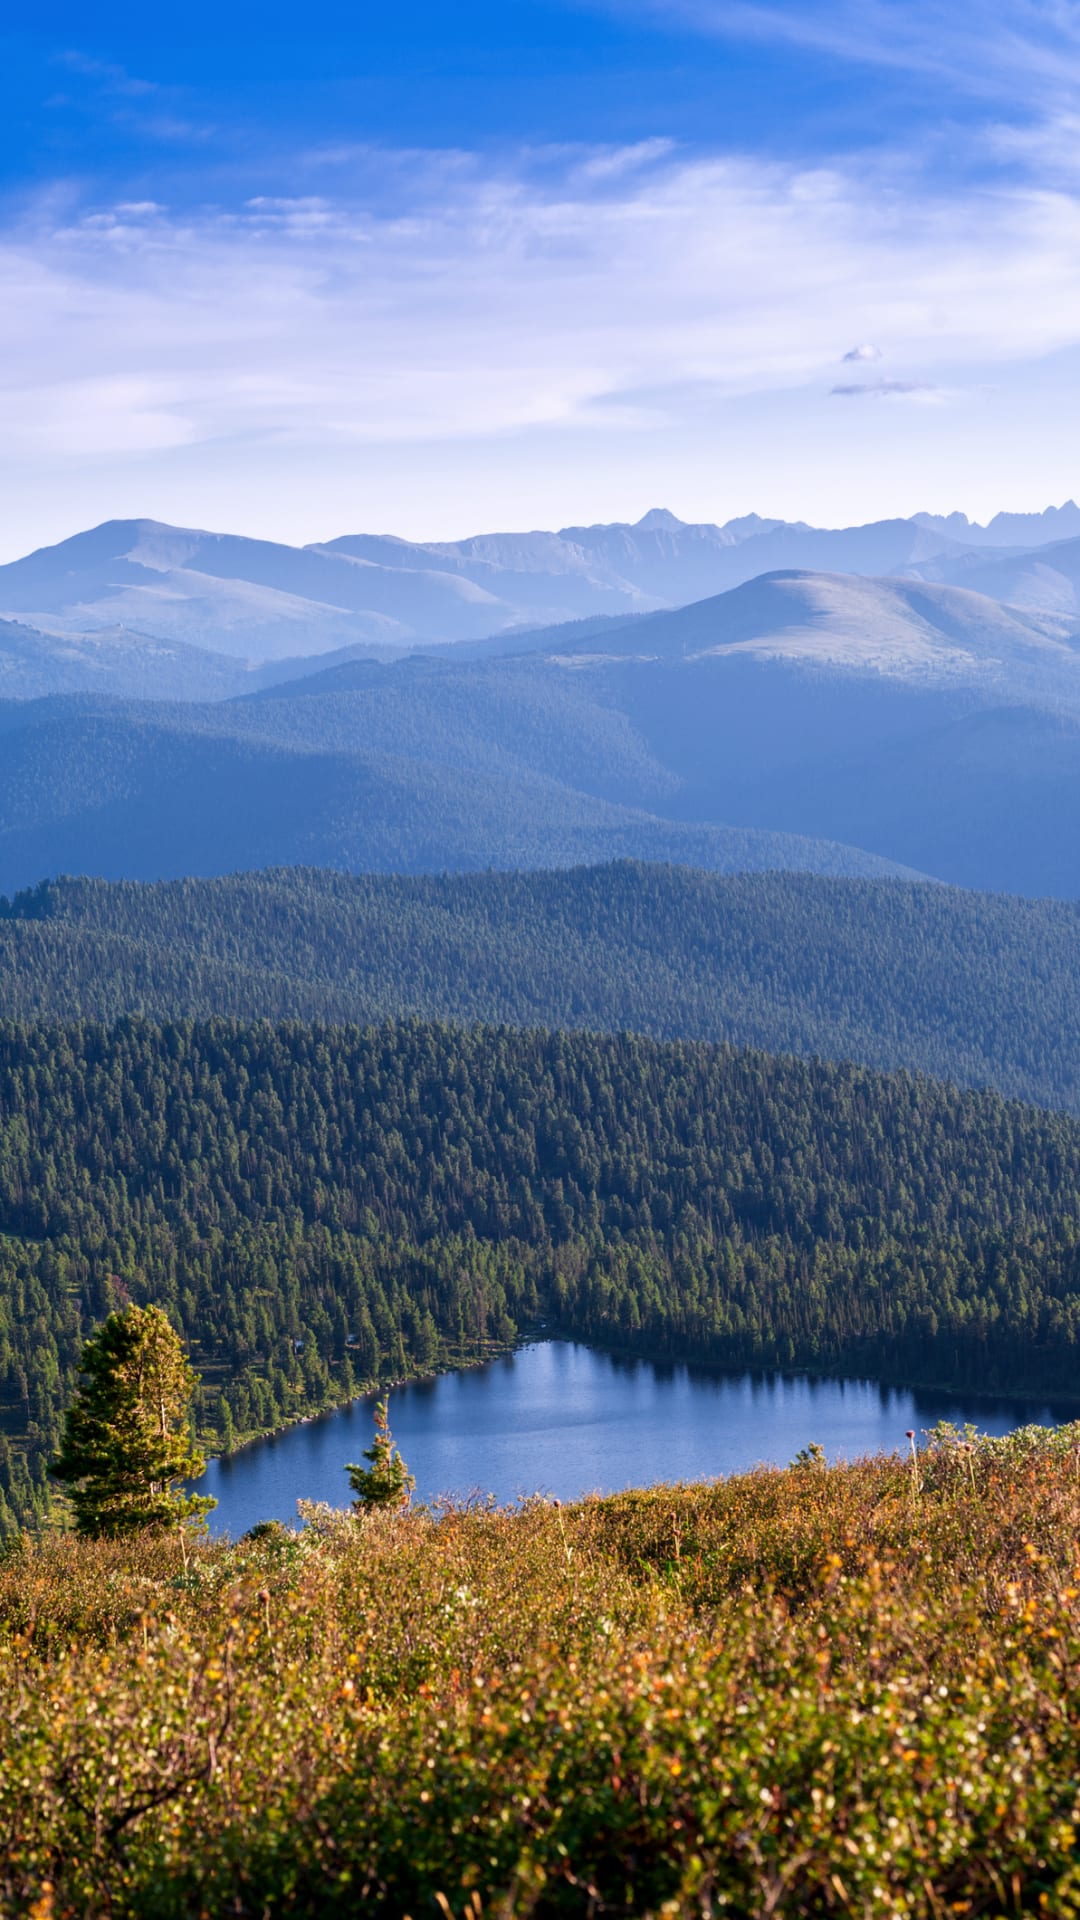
[3,139,1080,543]
[984,109,1080,186]
[3,147,1080,456]
[573,138,678,181]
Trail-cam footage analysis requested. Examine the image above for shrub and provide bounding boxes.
[4,1438,1080,1915]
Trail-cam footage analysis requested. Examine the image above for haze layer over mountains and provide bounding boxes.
[3,501,1080,899]
[5,500,1080,670]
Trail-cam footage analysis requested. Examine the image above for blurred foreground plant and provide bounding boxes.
[5,1430,1080,1916]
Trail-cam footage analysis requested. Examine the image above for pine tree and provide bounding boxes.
[51,1304,216,1538]
[346,1398,415,1511]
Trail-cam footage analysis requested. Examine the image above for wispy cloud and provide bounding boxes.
[52,48,211,147]
[0,129,1076,541]
[842,344,883,362]
[0,138,1078,468]
[573,138,677,181]
[984,107,1080,187]
[831,379,936,398]
[56,51,160,98]
[608,1,1080,109]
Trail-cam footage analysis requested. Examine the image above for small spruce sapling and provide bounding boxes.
[346,1398,416,1511]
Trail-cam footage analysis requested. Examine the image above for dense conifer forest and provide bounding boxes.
[0,681,913,897]
[3,1015,1080,1530]
[7,633,1080,893]
[3,861,1080,1107]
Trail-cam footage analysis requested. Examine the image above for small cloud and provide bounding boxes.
[55,49,208,144]
[246,196,329,210]
[842,343,882,362]
[132,115,211,145]
[575,139,676,182]
[830,379,935,398]
[57,51,158,97]
[243,196,338,235]
[304,143,372,168]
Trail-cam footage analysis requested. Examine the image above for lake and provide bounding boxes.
[201,1340,1070,1537]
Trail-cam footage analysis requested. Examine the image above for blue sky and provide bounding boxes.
[2,1,1080,553]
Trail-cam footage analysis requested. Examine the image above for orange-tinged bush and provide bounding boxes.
[3,1434,1080,1916]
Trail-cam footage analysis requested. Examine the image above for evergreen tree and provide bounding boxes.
[51,1304,216,1538]
[6,1011,1080,1533]
[346,1398,415,1511]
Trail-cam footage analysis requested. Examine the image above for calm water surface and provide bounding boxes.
[202,1341,1070,1537]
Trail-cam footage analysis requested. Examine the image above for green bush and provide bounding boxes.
[4,1434,1080,1915]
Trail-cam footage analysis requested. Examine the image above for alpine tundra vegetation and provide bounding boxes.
[4,1426,1080,1915]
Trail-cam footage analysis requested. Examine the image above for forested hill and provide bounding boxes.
[3,863,1080,1110]
[4,1017,1080,1529]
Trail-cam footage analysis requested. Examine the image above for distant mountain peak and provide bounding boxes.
[912,502,1080,549]
[635,508,685,531]
[719,513,805,542]
[8,502,1080,672]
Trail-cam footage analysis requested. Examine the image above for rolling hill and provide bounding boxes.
[218,574,1080,894]
[548,568,1080,698]
[3,861,1080,1110]
[0,686,915,897]
[0,615,274,701]
[0,520,512,658]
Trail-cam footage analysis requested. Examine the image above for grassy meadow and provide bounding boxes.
[4,1425,1080,1917]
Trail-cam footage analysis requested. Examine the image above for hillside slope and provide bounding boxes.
[0,685,917,895]
[922,533,1080,615]
[6,1443,1080,1919]
[0,616,272,701]
[4,862,1080,1110]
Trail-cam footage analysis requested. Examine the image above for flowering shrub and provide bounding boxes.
[4,1435,1080,1915]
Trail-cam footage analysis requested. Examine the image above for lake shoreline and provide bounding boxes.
[205,1328,1080,1469]
[198,1339,1078,1538]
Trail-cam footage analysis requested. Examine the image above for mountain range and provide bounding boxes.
[4,500,1080,672]
[2,561,1080,895]
[2,504,1080,898]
